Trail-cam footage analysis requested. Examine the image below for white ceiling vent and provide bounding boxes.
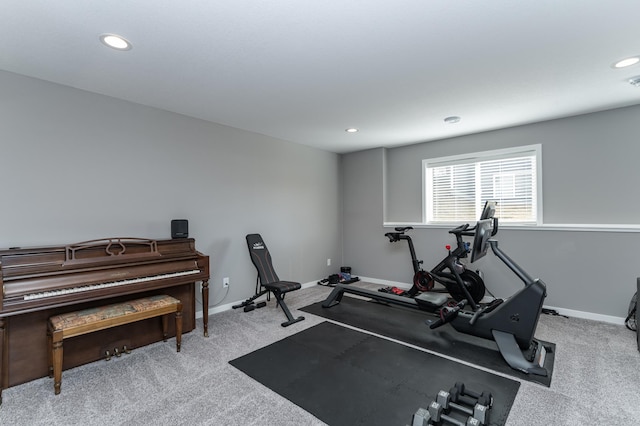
[629,76,640,87]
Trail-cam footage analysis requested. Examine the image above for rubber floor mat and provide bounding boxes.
[230,321,520,426]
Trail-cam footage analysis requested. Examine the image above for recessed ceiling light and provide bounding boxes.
[99,34,132,51]
[612,56,639,69]
[444,116,461,124]
[345,128,359,133]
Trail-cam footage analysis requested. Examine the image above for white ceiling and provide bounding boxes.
[2,1,640,154]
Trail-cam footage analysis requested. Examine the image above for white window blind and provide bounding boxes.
[424,145,540,224]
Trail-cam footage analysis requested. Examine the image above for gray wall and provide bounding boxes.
[0,71,342,312]
[3,69,637,320]
[343,106,640,319]
[385,105,640,224]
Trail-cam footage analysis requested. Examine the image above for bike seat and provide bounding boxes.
[394,226,413,232]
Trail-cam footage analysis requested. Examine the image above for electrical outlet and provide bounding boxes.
[223,277,229,288]
[327,258,331,266]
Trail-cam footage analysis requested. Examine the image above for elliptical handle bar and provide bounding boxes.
[491,217,499,236]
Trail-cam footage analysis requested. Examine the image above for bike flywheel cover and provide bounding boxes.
[414,270,434,292]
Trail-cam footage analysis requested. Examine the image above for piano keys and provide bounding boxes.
[0,237,210,404]
[23,269,201,301]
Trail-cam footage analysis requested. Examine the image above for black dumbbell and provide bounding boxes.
[453,382,493,407]
[436,390,489,425]
[428,401,481,426]
[449,386,492,409]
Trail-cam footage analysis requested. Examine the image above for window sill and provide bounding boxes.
[383,222,640,233]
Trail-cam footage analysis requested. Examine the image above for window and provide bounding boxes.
[424,145,541,224]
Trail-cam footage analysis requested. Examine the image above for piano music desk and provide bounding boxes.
[47,295,183,395]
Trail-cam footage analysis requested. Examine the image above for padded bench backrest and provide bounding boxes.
[246,234,280,285]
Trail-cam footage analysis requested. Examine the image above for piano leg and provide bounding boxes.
[202,280,209,337]
[0,318,5,405]
[176,308,183,352]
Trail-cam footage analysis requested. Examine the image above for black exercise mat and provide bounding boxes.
[300,296,555,387]
[230,322,519,426]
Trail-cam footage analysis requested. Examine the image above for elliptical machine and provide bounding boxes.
[322,201,549,376]
[383,224,485,304]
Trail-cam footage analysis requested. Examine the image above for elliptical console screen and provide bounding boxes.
[480,200,497,220]
[471,218,493,263]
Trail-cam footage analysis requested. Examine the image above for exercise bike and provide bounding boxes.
[382,224,486,306]
[322,201,549,376]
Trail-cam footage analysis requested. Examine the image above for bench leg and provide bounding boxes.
[161,314,169,342]
[161,304,182,351]
[175,303,183,352]
[50,328,63,395]
[47,326,53,378]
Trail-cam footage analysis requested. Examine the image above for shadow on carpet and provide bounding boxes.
[300,296,554,387]
[230,322,519,426]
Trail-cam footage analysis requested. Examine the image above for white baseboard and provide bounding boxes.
[541,305,625,325]
[195,277,627,325]
[357,276,410,288]
[195,280,318,319]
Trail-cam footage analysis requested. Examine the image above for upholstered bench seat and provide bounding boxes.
[47,294,182,395]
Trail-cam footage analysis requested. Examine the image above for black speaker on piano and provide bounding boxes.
[171,219,189,239]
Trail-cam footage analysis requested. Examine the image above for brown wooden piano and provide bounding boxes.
[0,237,210,404]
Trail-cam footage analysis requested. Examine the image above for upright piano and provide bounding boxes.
[0,237,210,404]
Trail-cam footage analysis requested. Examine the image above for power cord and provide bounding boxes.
[208,284,230,307]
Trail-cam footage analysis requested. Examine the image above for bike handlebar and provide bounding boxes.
[448,223,470,235]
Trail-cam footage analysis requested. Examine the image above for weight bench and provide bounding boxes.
[232,234,304,327]
[47,294,183,395]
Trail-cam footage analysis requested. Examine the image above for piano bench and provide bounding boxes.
[47,294,183,396]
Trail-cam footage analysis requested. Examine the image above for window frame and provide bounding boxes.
[422,144,543,226]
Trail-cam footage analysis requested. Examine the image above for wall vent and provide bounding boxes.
[628,76,640,87]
